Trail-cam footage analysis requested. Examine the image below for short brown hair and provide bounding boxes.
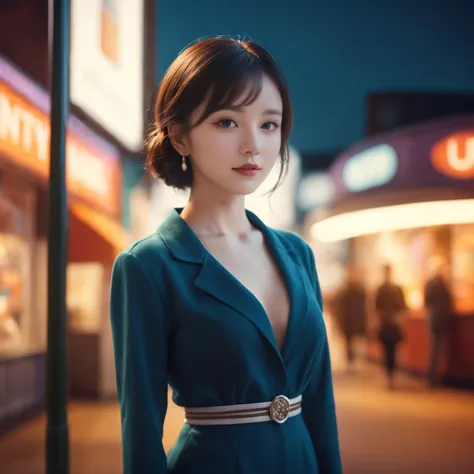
[145,36,293,190]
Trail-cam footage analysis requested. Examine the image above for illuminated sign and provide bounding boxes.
[342,144,398,192]
[0,81,122,217]
[71,0,145,151]
[431,132,474,179]
[297,173,335,210]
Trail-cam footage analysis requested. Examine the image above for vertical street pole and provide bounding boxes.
[46,1,71,473]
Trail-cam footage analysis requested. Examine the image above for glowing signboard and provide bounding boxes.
[342,144,398,192]
[431,131,474,179]
[70,0,145,151]
[0,77,121,217]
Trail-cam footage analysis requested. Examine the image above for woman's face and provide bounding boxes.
[184,74,283,196]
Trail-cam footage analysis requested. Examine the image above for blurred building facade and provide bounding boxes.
[305,115,474,387]
[0,0,155,433]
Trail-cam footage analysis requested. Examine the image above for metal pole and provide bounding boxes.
[46,0,71,473]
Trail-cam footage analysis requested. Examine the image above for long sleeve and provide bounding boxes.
[302,245,343,474]
[110,251,169,474]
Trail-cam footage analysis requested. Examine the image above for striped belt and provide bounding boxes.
[184,395,302,426]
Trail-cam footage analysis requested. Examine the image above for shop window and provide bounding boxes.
[451,224,474,314]
[353,226,451,320]
[0,174,35,354]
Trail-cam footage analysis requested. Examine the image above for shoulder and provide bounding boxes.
[113,232,170,284]
[271,228,323,305]
[247,210,313,261]
[272,228,315,264]
[110,234,172,330]
[125,231,168,261]
[269,228,321,288]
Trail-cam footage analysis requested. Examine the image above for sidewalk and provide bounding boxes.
[328,320,474,474]
[1,333,473,473]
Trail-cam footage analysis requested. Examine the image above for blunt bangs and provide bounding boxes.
[176,41,271,129]
[192,58,265,127]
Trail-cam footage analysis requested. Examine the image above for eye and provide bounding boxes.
[216,119,237,129]
[262,121,279,131]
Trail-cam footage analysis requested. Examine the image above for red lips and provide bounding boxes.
[232,164,261,177]
[233,164,261,170]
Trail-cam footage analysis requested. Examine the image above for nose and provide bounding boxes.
[239,127,261,157]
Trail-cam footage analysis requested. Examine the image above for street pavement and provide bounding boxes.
[1,326,473,474]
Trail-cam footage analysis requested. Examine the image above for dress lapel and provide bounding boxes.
[248,212,309,361]
[158,208,309,365]
[193,253,278,355]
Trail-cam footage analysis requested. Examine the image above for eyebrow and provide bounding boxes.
[220,106,282,116]
[263,108,283,116]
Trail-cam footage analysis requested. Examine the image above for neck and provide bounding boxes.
[181,189,251,237]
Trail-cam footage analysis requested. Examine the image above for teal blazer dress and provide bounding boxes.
[110,208,342,474]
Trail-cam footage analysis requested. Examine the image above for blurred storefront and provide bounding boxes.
[296,171,348,302]
[0,0,151,433]
[305,115,474,387]
[0,55,130,432]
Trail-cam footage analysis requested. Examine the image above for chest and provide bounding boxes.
[162,243,327,405]
[204,239,291,349]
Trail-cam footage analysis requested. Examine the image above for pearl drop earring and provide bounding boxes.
[181,155,188,172]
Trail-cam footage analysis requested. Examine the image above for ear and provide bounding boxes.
[168,123,191,156]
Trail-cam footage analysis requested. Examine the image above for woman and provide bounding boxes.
[110,36,341,474]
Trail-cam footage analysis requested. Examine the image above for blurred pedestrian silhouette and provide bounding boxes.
[424,256,453,387]
[334,266,367,373]
[375,264,407,389]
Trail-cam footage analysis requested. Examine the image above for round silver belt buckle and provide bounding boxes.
[269,395,291,424]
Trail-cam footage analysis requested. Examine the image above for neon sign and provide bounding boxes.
[342,144,398,192]
[431,132,474,179]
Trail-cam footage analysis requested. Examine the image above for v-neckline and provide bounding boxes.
[206,248,291,354]
[178,211,294,356]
